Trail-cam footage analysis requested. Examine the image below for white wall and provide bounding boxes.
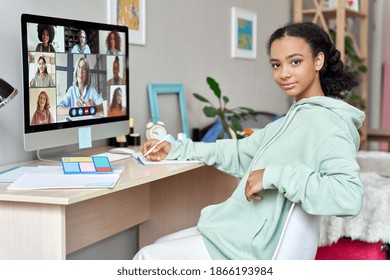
[0,0,291,166]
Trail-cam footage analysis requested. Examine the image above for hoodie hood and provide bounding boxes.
[291,96,365,149]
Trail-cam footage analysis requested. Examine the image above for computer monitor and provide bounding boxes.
[21,13,129,154]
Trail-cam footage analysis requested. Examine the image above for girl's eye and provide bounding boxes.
[292,60,301,65]
[271,63,280,69]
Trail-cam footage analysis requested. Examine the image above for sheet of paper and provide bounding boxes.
[6,167,124,190]
[0,166,62,182]
[135,152,202,166]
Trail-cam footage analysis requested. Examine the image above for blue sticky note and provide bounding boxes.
[78,127,92,149]
[62,162,81,173]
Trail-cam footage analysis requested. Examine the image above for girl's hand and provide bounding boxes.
[141,139,171,161]
[245,169,265,202]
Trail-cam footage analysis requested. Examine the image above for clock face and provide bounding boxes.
[152,126,166,138]
[146,122,167,140]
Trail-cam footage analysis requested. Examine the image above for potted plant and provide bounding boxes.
[193,76,256,140]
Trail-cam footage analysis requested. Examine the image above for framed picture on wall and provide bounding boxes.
[108,0,146,45]
[231,7,257,60]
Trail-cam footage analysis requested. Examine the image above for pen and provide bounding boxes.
[144,134,171,157]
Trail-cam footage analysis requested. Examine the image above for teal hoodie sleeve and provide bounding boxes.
[166,128,270,178]
[262,130,363,218]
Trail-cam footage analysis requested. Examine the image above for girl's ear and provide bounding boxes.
[315,52,325,71]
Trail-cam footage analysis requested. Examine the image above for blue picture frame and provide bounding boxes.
[147,84,190,138]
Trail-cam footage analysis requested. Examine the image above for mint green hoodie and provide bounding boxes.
[166,96,365,260]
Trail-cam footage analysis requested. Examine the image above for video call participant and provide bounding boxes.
[35,24,56,52]
[71,29,91,54]
[107,56,125,86]
[30,56,55,88]
[106,31,122,56]
[31,91,54,125]
[57,57,103,115]
[108,87,126,117]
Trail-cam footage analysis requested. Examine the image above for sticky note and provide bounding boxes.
[62,156,112,174]
[78,127,92,149]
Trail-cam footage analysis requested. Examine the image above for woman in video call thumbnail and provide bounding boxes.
[106,31,122,56]
[31,91,54,125]
[30,56,55,88]
[108,87,126,117]
[35,24,56,53]
[58,56,103,112]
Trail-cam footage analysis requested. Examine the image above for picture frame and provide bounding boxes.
[108,0,146,45]
[231,7,257,60]
[147,84,190,138]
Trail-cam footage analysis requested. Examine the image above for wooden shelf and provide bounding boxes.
[294,0,369,149]
[301,8,367,18]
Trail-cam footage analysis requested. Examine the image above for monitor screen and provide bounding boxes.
[21,13,129,152]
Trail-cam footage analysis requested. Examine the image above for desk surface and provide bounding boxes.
[0,146,204,205]
[1,146,235,259]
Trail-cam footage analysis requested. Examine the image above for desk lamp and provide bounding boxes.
[0,78,18,109]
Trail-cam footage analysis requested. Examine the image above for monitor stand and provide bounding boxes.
[36,127,96,162]
[36,139,109,162]
[36,146,70,163]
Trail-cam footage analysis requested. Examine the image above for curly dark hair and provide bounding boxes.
[106,31,121,51]
[267,22,359,99]
[37,24,55,43]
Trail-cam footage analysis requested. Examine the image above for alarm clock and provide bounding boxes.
[145,121,167,140]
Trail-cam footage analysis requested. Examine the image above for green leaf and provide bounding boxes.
[222,96,229,104]
[345,36,354,49]
[207,76,221,99]
[351,55,362,65]
[193,93,211,103]
[203,106,219,118]
[234,107,256,121]
[238,107,256,114]
[230,117,243,132]
[358,65,367,73]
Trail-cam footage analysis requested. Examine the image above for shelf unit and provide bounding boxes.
[64,27,80,53]
[293,0,369,149]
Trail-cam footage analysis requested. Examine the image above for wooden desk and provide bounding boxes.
[0,147,237,259]
[367,129,390,151]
